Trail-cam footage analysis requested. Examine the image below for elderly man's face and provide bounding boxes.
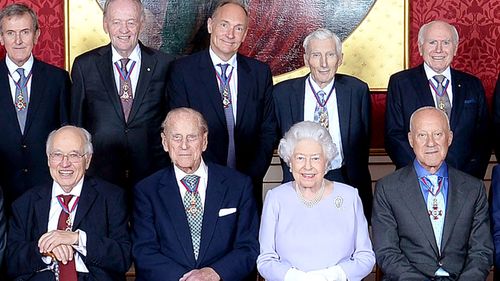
[103,0,143,58]
[48,128,91,193]
[207,3,248,61]
[0,13,39,67]
[304,38,342,89]
[408,109,453,173]
[418,21,457,73]
[162,112,208,174]
[290,138,327,189]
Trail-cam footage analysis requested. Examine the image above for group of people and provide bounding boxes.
[0,0,499,280]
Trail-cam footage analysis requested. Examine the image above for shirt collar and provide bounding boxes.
[423,63,451,82]
[173,159,208,183]
[413,159,449,179]
[111,43,141,64]
[51,176,85,197]
[6,54,34,76]
[307,74,335,93]
[209,47,237,70]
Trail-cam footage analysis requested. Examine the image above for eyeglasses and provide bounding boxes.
[49,152,86,163]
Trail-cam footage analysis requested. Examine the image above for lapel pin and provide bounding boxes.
[334,196,343,209]
[147,67,151,72]
[458,84,461,87]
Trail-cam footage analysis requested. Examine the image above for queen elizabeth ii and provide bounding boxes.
[257,121,375,281]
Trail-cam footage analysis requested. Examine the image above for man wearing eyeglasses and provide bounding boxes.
[6,125,131,280]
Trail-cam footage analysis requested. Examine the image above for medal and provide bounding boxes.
[319,110,329,129]
[16,94,27,110]
[215,66,234,108]
[438,100,445,110]
[9,70,32,111]
[428,197,443,220]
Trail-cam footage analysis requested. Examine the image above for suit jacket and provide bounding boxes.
[492,74,500,160]
[6,177,132,281]
[71,43,174,190]
[0,58,70,208]
[489,164,500,268]
[385,64,490,179]
[273,74,372,218]
[168,50,276,187]
[372,164,493,280]
[132,163,259,281]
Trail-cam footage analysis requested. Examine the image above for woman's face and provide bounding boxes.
[290,138,327,189]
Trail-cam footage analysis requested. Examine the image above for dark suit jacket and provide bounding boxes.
[71,43,174,190]
[492,74,500,160]
[0,186,5,266]
[385,64,490,179]
[0,58,70,208]
[273,74,372,218]
[168,50,276,189]
[372,164,493,280]
[6,177,131,281]
[132,163,259,281]
[489,165,500,269]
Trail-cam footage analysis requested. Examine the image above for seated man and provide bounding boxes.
[132,107,259,281]
[373,107,493,280]
[7,126,131,281]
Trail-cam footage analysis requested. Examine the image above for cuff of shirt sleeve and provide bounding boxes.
[72,229,87,256]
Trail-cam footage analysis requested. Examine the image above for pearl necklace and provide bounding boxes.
[295,180,325,208]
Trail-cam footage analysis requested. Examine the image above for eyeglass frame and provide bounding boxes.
[48,151,87,163]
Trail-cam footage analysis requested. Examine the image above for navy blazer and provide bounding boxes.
[0,58,70,208]
[6,177,132,281]
[385,64,491,179]
[168,50,276,186]
[132,163,259,281]
[273,74,372,218]
[71,43,174,191]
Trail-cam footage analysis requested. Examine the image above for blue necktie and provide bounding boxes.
[218,63,236,168]
[181,175,203,259]
[15,68,29,133]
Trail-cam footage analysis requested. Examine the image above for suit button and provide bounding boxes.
[438,261,443,267]
[21,144,27,149]
[125,129,129,133]
[23,168,28,173]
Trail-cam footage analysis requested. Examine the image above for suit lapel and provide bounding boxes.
[197,166,227,263]
[128,43,156,122]
[73,178,98,229]
[157,168,195,262]
[440,168,467,251]
[235,55,251,127]
[34,184,52,236]
[448,69,464,130]
[335,76,351,149]
[201,51,226,126]
[0,60,21,134]
[291,76,307,124]
[24,59,46,135]
[95,45,126,122]
[398,166,440,255]
[412,65,435,107]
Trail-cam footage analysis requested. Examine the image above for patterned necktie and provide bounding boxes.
[218,63,236,168]
[57,195,77,281]
[433,75,451,117]
[314,90,329,129]
[118,58,133,121]
[424,175,445,253]
[15,68,29,134]
[181,175,203,259]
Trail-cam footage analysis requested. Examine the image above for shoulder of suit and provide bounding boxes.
[73,44,110,62]
[450,67,482,83]
[207,162,252,184]
[388,65,422,82]
[274,76,305,91]
[33,58,68,76]
[377,165,414,188]
[335,73,368,88]
[447,166,483,186]
[84,176,125,197]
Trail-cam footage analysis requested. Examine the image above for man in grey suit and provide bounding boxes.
[372,106,493,280]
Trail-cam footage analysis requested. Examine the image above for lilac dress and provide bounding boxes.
[257,181,375,281]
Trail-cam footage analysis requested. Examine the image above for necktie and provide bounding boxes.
[118,58,133,121]
[218,63,236,168]
[181,175,203,259]
[424,175,445,252]
[433,75,451,117]
[314,90,329,129]
[15,68,29,134]
[57,195,77,281]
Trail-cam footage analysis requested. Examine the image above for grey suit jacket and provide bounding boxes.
[372,164,493,280]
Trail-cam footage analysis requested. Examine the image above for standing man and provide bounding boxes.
[132,108,259,281]
[373,107,493,279]
[0,3,70,208]
[385,20,490,179]
[168,0,276,204]
[273,28,372,219]
[71,0,174,195]
[7,126,131,280]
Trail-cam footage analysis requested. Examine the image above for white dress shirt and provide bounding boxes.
[111,44,141,98]
[6,54,34,102]
[209,47,238,121]
[424,63,453,106]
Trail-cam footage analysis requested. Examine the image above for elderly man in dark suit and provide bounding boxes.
[168,0,276,205]
[0,3,70,209]
[7,126,131,281]
[373,107,493,280]
[132,107,259,281]
[385,20,490,179]
[71,0,174,196]
[273,28,372,219]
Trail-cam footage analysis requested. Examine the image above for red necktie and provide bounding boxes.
[57,195,78,281]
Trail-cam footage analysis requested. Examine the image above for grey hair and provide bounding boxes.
[278,121,337,171]
[46,126,94,156]
[418,20,459,46]
[303,28,343,57]
[0,3,39,33]
[103,0,145,21]
[409,106,450,132]
[211,0,249,18]
[162,107,209,135]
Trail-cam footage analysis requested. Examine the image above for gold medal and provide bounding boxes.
[438,101,445,110]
